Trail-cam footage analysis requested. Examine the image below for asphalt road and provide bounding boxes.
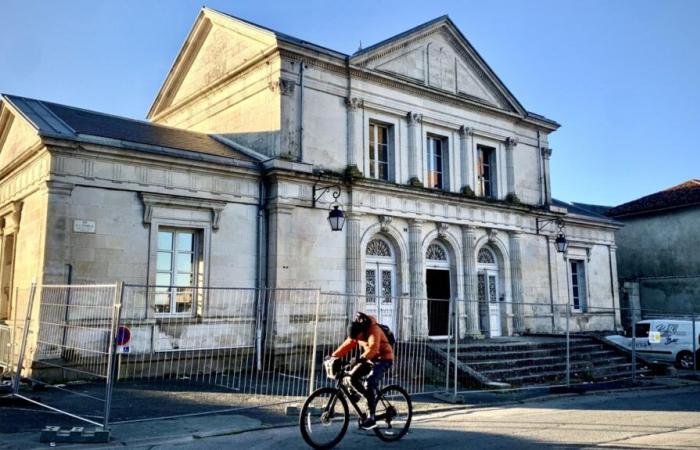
[152,386,700,450]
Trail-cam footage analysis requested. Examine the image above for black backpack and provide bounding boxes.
[355,312,396,347]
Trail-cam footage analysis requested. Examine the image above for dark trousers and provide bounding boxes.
[349,359,393,417]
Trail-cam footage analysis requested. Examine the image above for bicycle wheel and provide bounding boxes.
[299,387,349,450]
[373,384,412,441]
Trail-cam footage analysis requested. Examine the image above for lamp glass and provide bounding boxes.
[328,205,345,231]
[555,233,568,253]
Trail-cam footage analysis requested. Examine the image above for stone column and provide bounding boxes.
[462,225,481,337]
[346,97,363,172]
[509,231,525,334]
[406,112,423,186]
[459,126,473,193]
[408,219,426,335]
[505,137,518,199]
[345,213,363,298]
[541,147,553,205]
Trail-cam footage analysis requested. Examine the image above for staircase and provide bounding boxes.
[427,335,648,388]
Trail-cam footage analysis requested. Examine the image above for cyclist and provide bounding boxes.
[330,312,394,430]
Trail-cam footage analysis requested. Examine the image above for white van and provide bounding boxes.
[605,319,700,369]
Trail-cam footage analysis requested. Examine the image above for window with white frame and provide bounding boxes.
[427,135,448,190]
[477,145,496,198]
[569,259,587,312]
[155,228,203,315]
[368,122,392,181]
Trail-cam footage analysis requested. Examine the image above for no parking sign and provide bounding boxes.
[116,326,131,354]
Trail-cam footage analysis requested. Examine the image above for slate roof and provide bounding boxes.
[607,180,700,218]
[552,198,621,225]
[2,94,257,164]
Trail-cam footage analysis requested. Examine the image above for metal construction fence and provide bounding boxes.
[4,283,699,430]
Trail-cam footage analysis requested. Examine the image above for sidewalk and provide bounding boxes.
[1,376,698,449]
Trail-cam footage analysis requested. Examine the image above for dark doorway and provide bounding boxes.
[426,269,450,336]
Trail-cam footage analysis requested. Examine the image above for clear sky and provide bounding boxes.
[1,0,698,206]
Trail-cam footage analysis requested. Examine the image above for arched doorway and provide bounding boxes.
[365,236,396,329]
[477,245,501,337]
[425,241,451,337]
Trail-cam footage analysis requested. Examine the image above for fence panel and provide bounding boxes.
[12,284,119,428]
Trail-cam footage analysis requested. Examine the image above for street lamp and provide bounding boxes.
[328,204,345,231]
[536,216,568,253]
[312,173,345,232]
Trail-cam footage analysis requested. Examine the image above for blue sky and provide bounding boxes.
[1,0,698,206]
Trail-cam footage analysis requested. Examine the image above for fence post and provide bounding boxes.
[308,289,321,395]
[693,312,697,374]
[445,299,452,393]
[631,312,637,383]
[103,282,123,430]
[453,299,459,398]
[565,304,570,387]
[12,282,36,395]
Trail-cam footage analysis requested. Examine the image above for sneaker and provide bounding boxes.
[360,417,377,430]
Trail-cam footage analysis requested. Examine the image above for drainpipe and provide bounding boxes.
[299,62,305,162]
[255,171,269,371]
[537,130,545,206]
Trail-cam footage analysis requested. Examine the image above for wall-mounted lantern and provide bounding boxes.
[536,216,568,253]
[312,173,344,232]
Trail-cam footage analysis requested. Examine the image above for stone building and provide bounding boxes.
[0,8,622,340]
[608,179,700,317]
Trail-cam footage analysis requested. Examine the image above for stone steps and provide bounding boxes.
[467,352,626,371]
[454,345,607,362]
[427,335,647,388]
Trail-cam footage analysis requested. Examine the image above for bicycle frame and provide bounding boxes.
[325,369,391,422]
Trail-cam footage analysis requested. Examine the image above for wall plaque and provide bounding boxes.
[73,220,96,234]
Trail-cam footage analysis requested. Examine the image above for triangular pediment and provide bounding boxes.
[149,9,278,119]
[0,99,42,169]
[351,18,525,114]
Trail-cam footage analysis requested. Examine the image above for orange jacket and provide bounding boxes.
[332,315,394,361]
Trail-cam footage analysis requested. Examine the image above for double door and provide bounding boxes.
[478,270,501,337]
[365,263,395,330]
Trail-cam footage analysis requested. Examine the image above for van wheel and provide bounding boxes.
[676,351,696,370]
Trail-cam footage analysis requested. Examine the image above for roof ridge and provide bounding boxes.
[351,15,450,57]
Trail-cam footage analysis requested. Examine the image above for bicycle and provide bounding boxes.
[299,357,413,450]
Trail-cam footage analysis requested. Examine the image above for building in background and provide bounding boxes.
[0,7,622,341]
[608,179,700,322]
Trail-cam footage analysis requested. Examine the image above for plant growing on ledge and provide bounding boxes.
[344,164,363,182]
[460,185,476,198]
[408,176,423,187]
[505,193,521,205]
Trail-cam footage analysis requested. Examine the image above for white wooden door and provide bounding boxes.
[478,271,501,337]
[365,264,395,330]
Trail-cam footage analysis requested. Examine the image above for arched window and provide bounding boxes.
[478,247,496,264]
[366,238,392,257]
[426,243,448,261]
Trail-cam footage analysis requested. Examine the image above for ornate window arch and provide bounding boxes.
[426,243,448,261]
[478,246,497,265]
[366,238,392,258]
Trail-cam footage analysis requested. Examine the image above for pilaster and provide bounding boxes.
[408,219,426,335]
[541,147,553,205]
[505,137,518,198]
[462,225,481,337]
[459,126,473,192]
[345,212,363,296]
[406,112,423,185]
[346,97,363,171]
[509,231,525,334]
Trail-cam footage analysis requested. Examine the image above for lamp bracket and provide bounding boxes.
[536,216,566,235]
[312,174,342,208]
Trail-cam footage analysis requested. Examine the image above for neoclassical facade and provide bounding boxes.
[0,8,622,340]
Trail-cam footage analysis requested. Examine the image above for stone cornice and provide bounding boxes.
[140,192,227,231]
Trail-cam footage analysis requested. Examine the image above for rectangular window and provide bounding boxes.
[427,135,448,190]
[477,145,496,198]
[570,259,587,312]
[155,228,202,315]
[368,122,390,181]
